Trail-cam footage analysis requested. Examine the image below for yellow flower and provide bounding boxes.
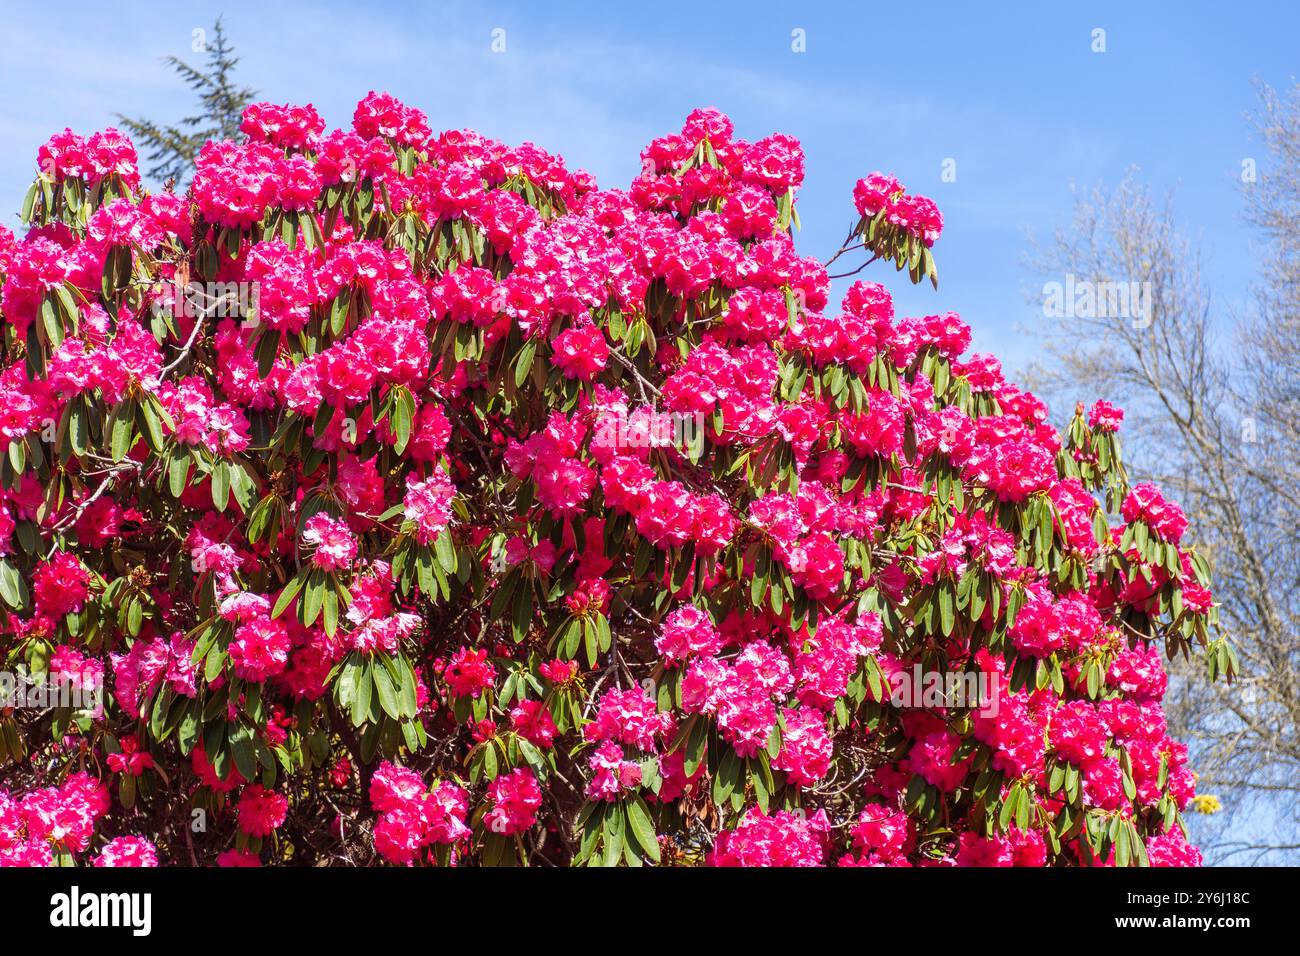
[1192,794,1222,814]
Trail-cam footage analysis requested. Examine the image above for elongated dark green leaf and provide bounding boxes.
[372,659,401,719]
[301,570,325,627]
[109,402,135,461]
[210,461,230,511]
[625,796,660,863]
[229,721,257,781]
[271,572,305,619]
[168,446,191,498]
[938,586,955,636]
[137,398,166,452]
[0,560,26,609]
[66,401,89,457]
[601,803,626,868]
[999,784,1020,831]
[394,653,419,716]
[321,584,338,637]
[351,661,373,728]
[204,643,227,683]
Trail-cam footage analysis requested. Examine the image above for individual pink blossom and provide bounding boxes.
[708,809,829,867]
[229,616,291,682]
[94,836,158,867]
[236,785,289,837]
[403,471,456,545]
[483,768,542,836]
[1122,482,1188,543]
[106,736,154,776]
[585,741,643,802]
[302,513,358,570]
[551,322,609,380]
[773,708,833,786]
[656,605,723,664]
[510,699,558,749]
[585,687,674,751]
[443,647,495,699]
[1087,400,1125,432]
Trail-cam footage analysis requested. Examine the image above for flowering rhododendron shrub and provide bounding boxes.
[0,94,1233,868]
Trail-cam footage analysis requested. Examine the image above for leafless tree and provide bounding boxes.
[1022,80,1300,865]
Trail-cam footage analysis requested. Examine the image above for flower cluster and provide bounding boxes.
[236,785,289,838]
[852,172,943,246]
[840,804,915,866]
[0,774,115,865]
[0,96,1223,869]
[94,835,159,867]
[483,768,542,836]
[708,809,829,867]
[1122,482,1189,543]
[369,762,470,865]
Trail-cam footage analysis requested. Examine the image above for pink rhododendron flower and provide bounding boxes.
[302,513,358,570]
[237,785,289,838]
[709,809,829,867]
[443,647,495,699]
[1122,482,1189,543]
[551,322,609,380]
[229,616,292,682]
[483,768,542,836]
[403,470,456,545]
[106,736,154,776]
[94,836,158,867]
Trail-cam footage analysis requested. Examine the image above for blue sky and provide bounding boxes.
[2,0,1295,383]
